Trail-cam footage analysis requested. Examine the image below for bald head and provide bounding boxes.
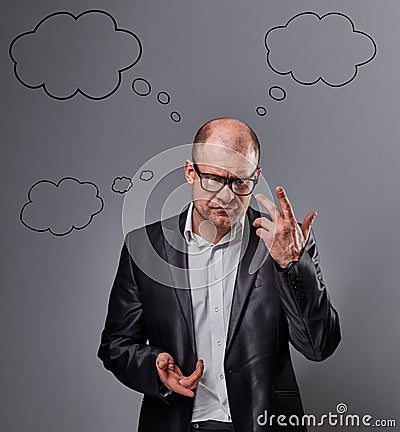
[192,117,260,166]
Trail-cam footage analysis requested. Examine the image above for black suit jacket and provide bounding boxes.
[97,204,341,432]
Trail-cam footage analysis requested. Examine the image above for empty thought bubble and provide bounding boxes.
[140,170,154,181]
[9,10,142,100]
[265,12,377,87]
[112,177,133,194]
[20,177,104,236]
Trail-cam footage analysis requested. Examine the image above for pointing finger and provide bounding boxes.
[276,186,295,220]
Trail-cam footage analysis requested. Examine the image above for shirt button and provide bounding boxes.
[216,340,222,346]
[193,423,199,429]
[214,274,219,280]
[219,374,224,380]
[214,306,220,312]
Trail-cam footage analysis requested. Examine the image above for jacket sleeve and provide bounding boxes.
[272,226,341,361]
[97,240,171,403]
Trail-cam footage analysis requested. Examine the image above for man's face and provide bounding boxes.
[185,143,260,230]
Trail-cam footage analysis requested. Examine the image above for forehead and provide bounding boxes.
[195,143,257,177]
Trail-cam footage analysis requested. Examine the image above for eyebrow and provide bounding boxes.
[193,163,258,179]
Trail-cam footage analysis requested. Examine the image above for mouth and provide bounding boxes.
[211,206,233,211]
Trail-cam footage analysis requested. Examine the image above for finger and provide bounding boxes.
[301,211,317,242]
[157,360,170,371]
[252,216,273,231]
[168,381,195,397]
[156,354,182,378]
[156,353,172,370]
[255,227,273,248]
[173,364,184,378]
[276,186,295,220]
[157,368,184,388]
[254,193,281,221]
[178,360,204,388]
[158,364,184,381]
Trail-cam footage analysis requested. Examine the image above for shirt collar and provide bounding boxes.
[183,201,246,247]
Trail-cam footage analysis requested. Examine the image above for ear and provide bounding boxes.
[184,159,195,184]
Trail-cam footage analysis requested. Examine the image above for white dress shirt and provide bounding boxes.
[183,201,246,422]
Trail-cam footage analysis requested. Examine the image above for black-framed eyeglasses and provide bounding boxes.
[192,162,260,196]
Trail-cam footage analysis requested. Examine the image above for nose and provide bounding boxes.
[215,182,235,202]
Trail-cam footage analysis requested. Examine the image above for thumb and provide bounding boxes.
[301,211,317,242]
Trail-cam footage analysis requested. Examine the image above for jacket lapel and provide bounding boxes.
[225,206,268,355]
[162,204,197,357]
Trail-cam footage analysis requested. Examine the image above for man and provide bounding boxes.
[97,118,341,432]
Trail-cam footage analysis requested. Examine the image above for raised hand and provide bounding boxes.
[156,352,204,397]
[252,186,317,268]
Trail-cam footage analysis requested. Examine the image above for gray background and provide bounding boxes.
[2,0,399,431]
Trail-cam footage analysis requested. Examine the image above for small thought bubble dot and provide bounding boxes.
[157,91,171,105]
[269,86,286,101]
[170,111,181,122]
[256,106,267,116]
[132,78,151,96]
